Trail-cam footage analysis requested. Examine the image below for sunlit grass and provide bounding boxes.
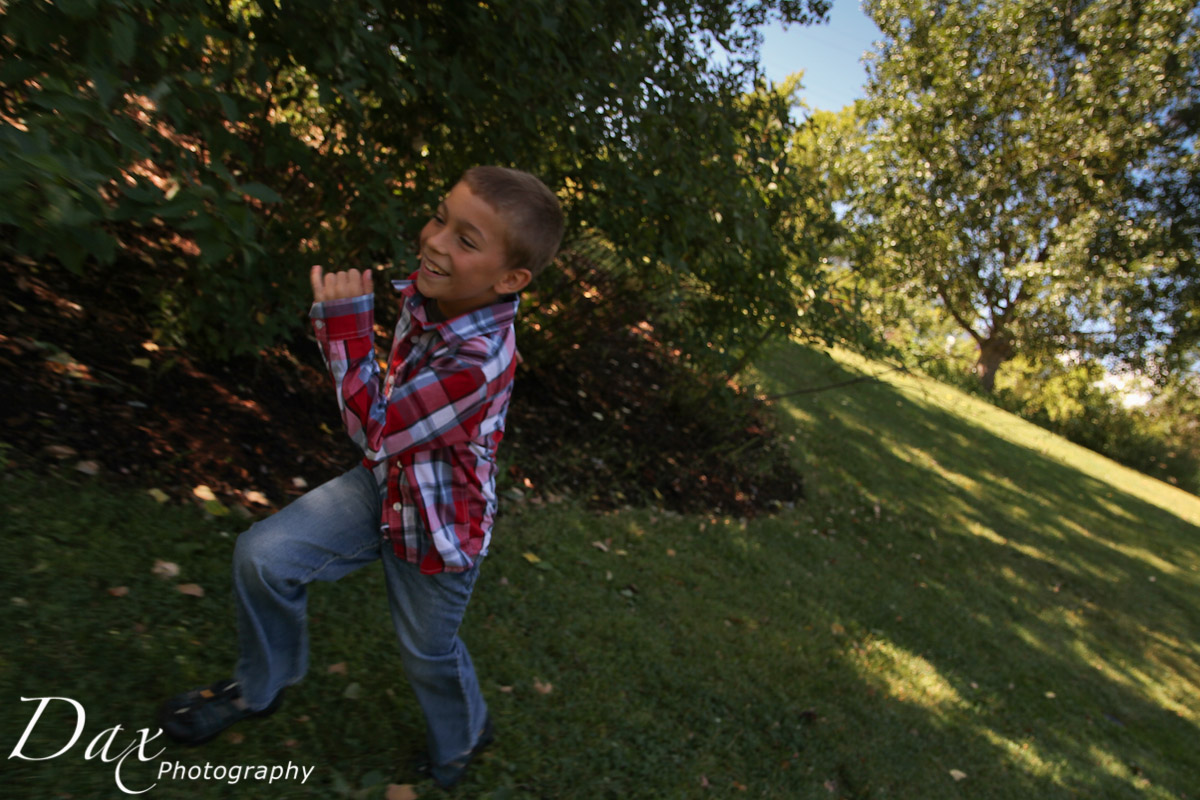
[2,339,1198,798]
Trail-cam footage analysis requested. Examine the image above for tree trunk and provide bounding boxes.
[975,335,1013,393]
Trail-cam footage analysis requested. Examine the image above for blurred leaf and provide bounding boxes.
[204,499,230,516]
[240,182,282,204]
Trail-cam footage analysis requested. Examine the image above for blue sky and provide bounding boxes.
[758,1,881,112]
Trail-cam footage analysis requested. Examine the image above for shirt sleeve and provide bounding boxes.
[311,297,494,462]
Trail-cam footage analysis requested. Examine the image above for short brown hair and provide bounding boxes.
[460,166,564,280]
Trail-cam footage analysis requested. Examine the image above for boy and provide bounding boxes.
[158,166,564,789]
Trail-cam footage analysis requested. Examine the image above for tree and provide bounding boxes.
[848,0,1199,391]
[0,0,834,368]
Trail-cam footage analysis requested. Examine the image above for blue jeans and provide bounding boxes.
[231,465,488,777]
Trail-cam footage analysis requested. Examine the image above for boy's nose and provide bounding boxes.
[426,229,450,254]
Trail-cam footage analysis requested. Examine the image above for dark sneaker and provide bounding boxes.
[157,679,283,746]
[432,716,495,789]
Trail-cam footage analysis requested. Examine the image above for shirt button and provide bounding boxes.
[392,502,402,511]
[410,335,420,344]
[314,320,325,329]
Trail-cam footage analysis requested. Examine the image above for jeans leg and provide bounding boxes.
[232,465,383,709]
[380,552,488,774]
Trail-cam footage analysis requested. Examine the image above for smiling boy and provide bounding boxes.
[158,167,563,789]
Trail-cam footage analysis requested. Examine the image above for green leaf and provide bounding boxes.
[109,15,137,65]
[240,182,282,204]
[217,92,239,122]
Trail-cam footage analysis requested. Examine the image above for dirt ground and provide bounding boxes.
[0,256,803,520]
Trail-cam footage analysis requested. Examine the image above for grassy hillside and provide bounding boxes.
[2,340,1197,799]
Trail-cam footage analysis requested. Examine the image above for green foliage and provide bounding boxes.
[0,0,312,355]
[1,0,837,368]
[993,356,1200,494]
[845,0,1200,389]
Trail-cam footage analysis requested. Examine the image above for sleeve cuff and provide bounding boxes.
[311,293,375,339]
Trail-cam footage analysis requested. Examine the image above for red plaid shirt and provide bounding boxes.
[311,275,520,574]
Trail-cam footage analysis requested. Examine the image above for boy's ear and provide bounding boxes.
[494,268,532,295]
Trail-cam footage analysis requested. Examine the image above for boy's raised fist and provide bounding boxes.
[311,265,373,303]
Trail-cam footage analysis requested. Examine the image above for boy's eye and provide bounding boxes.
[460,236,477,250]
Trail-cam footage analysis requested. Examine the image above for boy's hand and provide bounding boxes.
[311,265,373,303]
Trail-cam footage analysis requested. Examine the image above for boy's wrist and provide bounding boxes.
[310,293,375,340]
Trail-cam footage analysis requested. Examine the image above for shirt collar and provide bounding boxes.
[392,274,519,346]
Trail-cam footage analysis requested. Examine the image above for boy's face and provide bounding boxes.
[417,182,531,319]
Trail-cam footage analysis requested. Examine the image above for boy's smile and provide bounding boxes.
[417,182,530,319]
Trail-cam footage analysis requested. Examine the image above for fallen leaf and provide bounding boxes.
[498,685,514,693]
[830,623,846,636]
[824,780,838,793]
[75,460,100,476]
[45,444,79,460]
[343,682,363,699]
[204,499,230,516]
[176,583,205,597]
[147,488,170,504]
[292,476,308,489]
[327,662,348,675]
[130,358,152,369]
[591,540,610,553]
[152,560,181,579]
[385,785,419,800]
[522,552,542,564]
[282,738,299,748]
[950,769,968,781]
[1045,691,1057,699]
[666,548,676,557]
[244,490,269,506]
[227,732,245,744]
[533,678,553,695]
[107,586,130,597]
[193,485,217,501]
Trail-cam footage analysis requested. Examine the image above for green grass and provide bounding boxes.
[3,339,1198,799]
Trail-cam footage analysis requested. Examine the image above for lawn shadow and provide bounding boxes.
[754,341,1200,798]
